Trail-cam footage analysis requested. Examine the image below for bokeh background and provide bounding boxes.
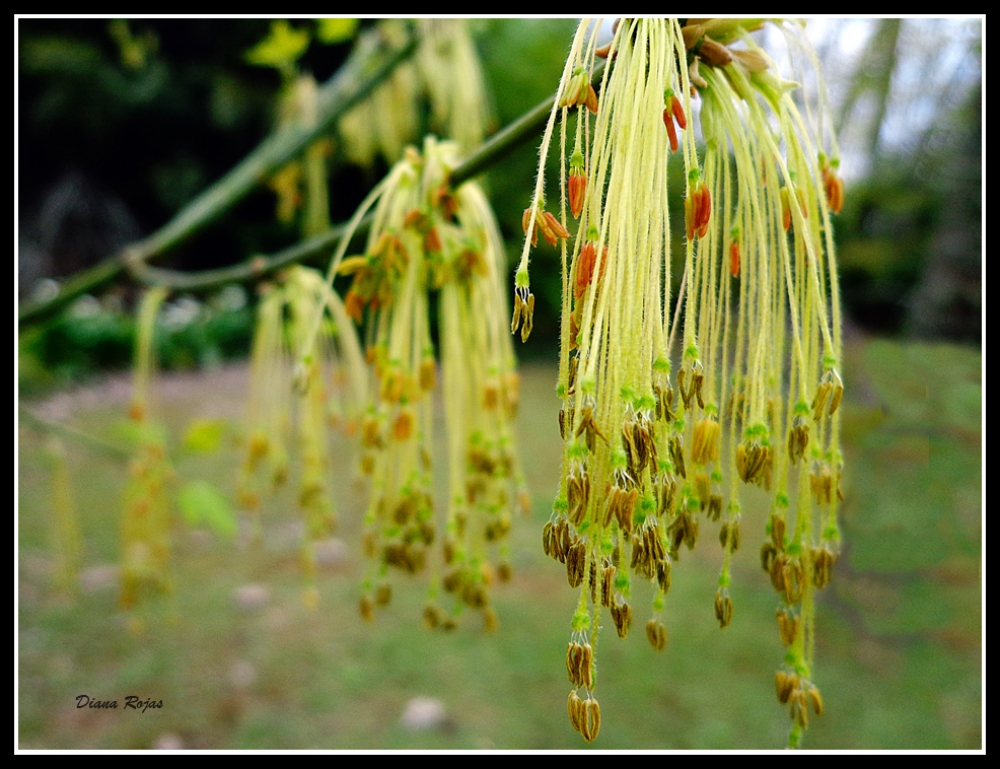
[17,18,982,750]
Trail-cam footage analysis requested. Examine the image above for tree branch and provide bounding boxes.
[19,405,132,460]
[128,62,606,294]
[21,46,604,307]
[19,23,419,327]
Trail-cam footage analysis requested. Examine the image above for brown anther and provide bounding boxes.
[581,643,594,689]
[393,408,415,441]
[569,169,587,219]
[788,416,810,464]
[668,435,687,479]
[781,186,793,232]
[760,541,778,573]
[521,293,535,343]
[668,509,699,553]
[812,379,833,422]
[654,380,675,422]
[567,540,586,588]
[775,670,797,704]
[706,493,722,521]
[442,569,462,594]
[770,514,786,551]
[656,558,672,593]
[423,226,442,256]
[477,380,498,412]
[714,590,734,629]
[567,466,591,526]
[691,182,712,240]
[828,370,844,416]
[692,416,720,466]
[823,166,845,214]
[646,619,667,651]
[359,593,375,622]
[482,606,499,633]
[568,689,584,733]
[423,603,444,630]
[601,562,615,607]
[380,367,405,403]
[637,420,657,473]
[647,523,667,562]
[629,533,648,577]
[574,241,603,300]
[580,698,601,743]
[810,462,833,505]
[727,519,741,551]
[556,519,572,563]
[737,440,772,487]
[776,608,799,647]
[511,291,524,334]
[812,545,836,589]
[461,580,488,609]
[781,557,804,604]
[575,405,608,453]
[521,207,539,248]
[792,689,809,728]
[694,472,711,511]
[567,642,582,686]
[361,416,383,449]
[807,683,824,716]
[537,210,570,247]
[618,487,639,532]
[542,521,555,558]
[663,106,679,152]
[655,475,677,518]
[768,552,787,594]
[611,600,632,639]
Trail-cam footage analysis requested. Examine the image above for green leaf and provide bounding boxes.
[316,18,358,45]
[245,20,311,72]
[178,480,237,539]
[182,418,227,454]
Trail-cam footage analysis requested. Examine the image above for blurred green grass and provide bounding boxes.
[17,337,982,750]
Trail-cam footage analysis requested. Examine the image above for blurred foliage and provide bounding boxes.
[18,291,254,396]
[836,76,981,340]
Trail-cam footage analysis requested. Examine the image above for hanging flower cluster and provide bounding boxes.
[120,287,174,615]
[319,136,526,632]
[340,20,492,166]
[238,266,367,607]
[516,18,845,746]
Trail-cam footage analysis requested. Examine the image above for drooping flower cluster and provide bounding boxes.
[120,287,174,616]
[517,18,845,747]
[237,265,366,607]
[340,20,492,167]
[321,136,526,631]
